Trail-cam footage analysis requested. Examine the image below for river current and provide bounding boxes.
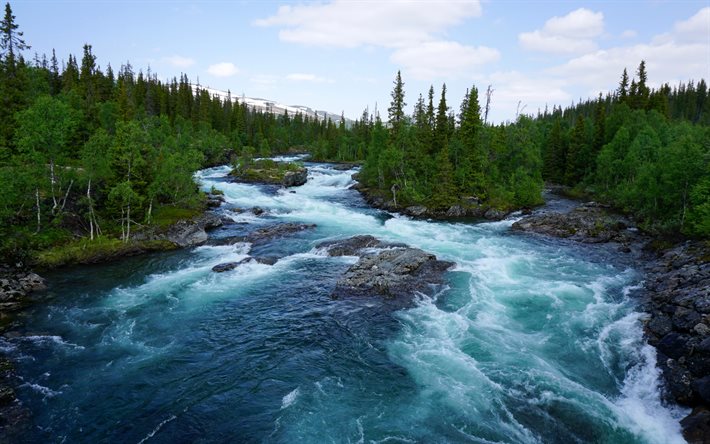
[4,159,687,443]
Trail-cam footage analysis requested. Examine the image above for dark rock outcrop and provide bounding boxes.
[642,241,710,442]
[206,193,225,208]
[319,236,453,302]
[334,247,454,300]
[163,213,223,247]
[133,213,223,248]
[680,407,710,444]
[0,267,46,313]
[511,202,638,245]
[282,168,308,187]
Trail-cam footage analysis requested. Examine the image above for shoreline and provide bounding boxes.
[508,198,709,442]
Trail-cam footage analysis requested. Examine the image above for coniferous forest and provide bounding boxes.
[0,2,708,264]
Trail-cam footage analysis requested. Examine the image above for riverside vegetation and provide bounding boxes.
[0,1,708,266]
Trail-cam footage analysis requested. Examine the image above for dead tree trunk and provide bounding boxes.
[35,187,41,233]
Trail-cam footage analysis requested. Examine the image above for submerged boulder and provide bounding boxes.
[212,256,277,272]
[165,213,223,247]
[219,223,317,246]
[212,258,251,273]
[246,223,316,244]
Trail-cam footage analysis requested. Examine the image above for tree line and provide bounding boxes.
[0,2,343,260]
[350,63,708,237]
[0,1,708,263]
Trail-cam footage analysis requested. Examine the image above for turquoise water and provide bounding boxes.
[4,160,686,443]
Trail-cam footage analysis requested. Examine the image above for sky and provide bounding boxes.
[10,0,710,123]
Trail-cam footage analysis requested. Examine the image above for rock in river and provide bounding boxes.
[320,236,454,301]
[282,168,308,187]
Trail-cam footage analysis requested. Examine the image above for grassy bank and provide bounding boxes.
[33,237,178,268]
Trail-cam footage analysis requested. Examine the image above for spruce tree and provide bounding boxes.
[433,83,449,153]
[617,68,629,103]
[387,70,406,140]
[636,60,649,109]
[0,2,29,64]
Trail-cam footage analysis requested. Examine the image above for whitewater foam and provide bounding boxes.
[281,387,300,409]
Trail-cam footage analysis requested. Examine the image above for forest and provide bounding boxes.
[0,2,708,264]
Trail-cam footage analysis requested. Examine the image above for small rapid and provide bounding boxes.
[5,160,686,443]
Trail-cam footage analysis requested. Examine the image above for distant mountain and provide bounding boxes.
[192,84,352,125]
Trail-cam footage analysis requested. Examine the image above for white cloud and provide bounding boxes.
[543,8,604,39]
[207,62,240,77]
[162,55,195,68]
[491,7,709,122]
[286,73,333,83]
[620,30,637,39]
[673,6,710,43]
[548,41,708,90]
[519,31,598,54]
[256,1,496,81]
[549,8,709,91]
[390,41,499,80]
[519,8,604,54]
[255,0,481,48]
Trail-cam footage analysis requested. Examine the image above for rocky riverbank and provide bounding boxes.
[510,201,644,251]
[510,200,710,442]
[643,241,710,443]
[0,266,46,441]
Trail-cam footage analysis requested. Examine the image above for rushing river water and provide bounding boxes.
[4,159,687,443]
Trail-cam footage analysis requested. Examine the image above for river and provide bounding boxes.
[3,160,687,443]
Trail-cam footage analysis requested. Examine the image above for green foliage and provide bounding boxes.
[687,173,710,237]
[151,205,203,228]
[0,9,709,267]
[33,236,176,268]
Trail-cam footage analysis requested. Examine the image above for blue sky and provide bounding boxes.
[11,0,710,123]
